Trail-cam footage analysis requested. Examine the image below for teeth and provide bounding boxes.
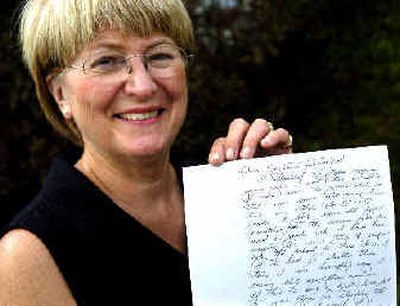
[119,111,158,121]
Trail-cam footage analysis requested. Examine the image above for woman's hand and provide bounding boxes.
[208,118,293,166]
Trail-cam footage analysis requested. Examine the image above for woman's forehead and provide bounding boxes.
[83,30,175,51]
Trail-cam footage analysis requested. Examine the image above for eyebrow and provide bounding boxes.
[89,38,175,53]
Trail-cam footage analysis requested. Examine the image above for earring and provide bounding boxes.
[60,103,72,119]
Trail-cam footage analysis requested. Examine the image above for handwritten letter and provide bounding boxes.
[183,146,396,306]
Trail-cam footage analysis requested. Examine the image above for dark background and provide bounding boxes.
[1,0,399,292]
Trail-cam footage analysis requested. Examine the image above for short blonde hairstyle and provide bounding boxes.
[19,0,195,145]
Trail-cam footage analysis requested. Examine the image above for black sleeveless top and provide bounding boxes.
[6,152,193,306]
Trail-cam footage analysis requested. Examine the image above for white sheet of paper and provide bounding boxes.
[183,146,396,306]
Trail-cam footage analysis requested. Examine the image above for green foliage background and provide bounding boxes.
[0,0,399,283]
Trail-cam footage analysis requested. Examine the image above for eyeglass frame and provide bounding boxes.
[58,43,194,80]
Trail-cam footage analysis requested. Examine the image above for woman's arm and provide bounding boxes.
[0,229,77,306]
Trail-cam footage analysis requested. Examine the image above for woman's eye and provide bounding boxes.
[89,56,124,70]
[147,48,180,69]
[148,52,174,62]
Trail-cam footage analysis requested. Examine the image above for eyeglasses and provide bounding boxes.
[67,44,193,81]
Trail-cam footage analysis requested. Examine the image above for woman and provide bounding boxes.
[0,0,292,305]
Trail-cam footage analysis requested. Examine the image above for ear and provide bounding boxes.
[46,75,72,120]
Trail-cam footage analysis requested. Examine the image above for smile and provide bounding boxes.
[116,110,162,121]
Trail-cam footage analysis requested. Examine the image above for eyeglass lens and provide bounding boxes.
[82,44,186,80]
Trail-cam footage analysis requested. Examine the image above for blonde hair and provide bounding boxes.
[19,0,195,144]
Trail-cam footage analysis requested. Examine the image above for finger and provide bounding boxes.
[240,119,273,159]
[208,137,226,166]
[260,128,289,147]
[261,128,293,154]
[224,118,250,161]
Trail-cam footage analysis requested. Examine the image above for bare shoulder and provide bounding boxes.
[0,229,77,306]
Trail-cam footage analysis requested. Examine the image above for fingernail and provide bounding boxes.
[226,148,235,160]
[240,147,252,159]
[209,153,220,163]
[262,135,272,146]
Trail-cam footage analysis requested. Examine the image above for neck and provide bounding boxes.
[75,147,187,253]
[75,148,179,213]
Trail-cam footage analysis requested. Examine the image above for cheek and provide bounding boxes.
[162,69,188,103]
[78,81,117,107]
[168,76,188,123]
[66,80,118,134]
[69,80,117,115]
[155,72,188,132]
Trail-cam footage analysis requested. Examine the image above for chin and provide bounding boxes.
[112,127,181,160]
[120,140,171,160]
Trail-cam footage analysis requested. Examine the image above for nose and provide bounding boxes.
[122,57,158,99]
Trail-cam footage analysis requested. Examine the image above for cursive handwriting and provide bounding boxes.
[238,151,394,305]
